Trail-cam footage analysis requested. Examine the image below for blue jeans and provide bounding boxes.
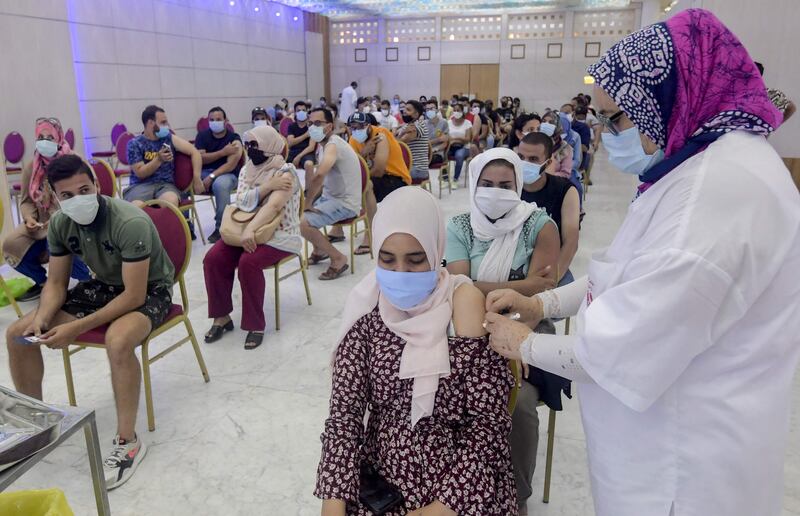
[449,145,470,180]
[15,239,91,286]
[202,168,239,231]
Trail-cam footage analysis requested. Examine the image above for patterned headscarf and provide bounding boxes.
[587,9,782,185]
[30,118,71,209]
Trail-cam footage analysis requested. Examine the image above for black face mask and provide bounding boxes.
[402,114,414,124]
[247,146,268,165]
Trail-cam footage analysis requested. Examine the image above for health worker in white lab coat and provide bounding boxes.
[339,81,358,123]
[484,9,799,516]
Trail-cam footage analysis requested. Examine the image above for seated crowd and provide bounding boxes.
[2,89,597,511]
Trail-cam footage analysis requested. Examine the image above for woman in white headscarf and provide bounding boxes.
[444,147,562,514]
[315,187,516,516]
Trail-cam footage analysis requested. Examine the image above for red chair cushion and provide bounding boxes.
[6,166,22,173]
[12,183,21,191]
[411,177,429,185]
[114,169,130,177]
[75,304,184,344]
[92,151,115,158]
[262,249,294,267]
[179,198,193,207]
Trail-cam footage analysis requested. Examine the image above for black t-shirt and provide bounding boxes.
[194,129,242,174]
[521,174,575,240]
[287,122,310,153]
[496,108,514,123]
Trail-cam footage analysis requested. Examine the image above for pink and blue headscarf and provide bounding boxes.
[587,9,783,185]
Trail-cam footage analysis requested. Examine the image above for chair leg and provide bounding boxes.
[366,217,374,259]
[274,263,281,331]
[349,224,356,274]
[300,255,312,305]
[184,318,210,383]
[140,341,156,432]
[565,317,571,335]
[0,275,22,318]
[62,348,77,406]
[192,207,206,244]
[543,409,557,503]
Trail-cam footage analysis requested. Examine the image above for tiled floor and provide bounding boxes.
[0,151,798,515]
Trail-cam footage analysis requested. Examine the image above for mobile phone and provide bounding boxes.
[14,336,42,346]
[161,143,171,152]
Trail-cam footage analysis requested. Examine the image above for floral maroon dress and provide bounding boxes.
[315,308,517,515]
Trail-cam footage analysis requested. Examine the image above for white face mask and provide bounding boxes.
[453,112,463,120]
[381,109,389,116]
[59,193,100,225]
[35,139,59,158]
[362,106,371,114]
[471,107,480,115]
[253,120,268,127]
[474,187,519,220]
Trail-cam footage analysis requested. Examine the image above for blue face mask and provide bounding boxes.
[351,128,368,144]
[375,267,438,310]
[308,125,326,142]
[522,161,543,184]
[35,139,59,158]
[295,110,308,122]
[209,120,225,133]
[426,110,437,120]
[539,122,556,137]
[155,124,170,138]
[601,127,664,176]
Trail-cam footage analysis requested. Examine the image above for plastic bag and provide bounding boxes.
[0,277,34,307]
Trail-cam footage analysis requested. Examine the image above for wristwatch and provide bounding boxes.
[209,173,216,180]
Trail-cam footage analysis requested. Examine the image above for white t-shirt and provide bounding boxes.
[572,131,800,516]
[374,112,398,131]
[447,119,472,141]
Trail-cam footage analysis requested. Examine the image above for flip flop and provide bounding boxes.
[327,235,345,243]
[308,253,330,265]
[319,263,349,280]
[244,331,264,350]
[354,244,371,255]
[204,320,234,343]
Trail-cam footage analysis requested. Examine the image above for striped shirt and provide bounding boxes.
[407,118,431,179]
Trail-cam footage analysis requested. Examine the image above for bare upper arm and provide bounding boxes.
[452,283,487,338]
[529,222,560,279]
[171,135,195,155]
[317,143,337,177]
[121,259,151,304]
[446,260,470,277]
[560,187,581,242]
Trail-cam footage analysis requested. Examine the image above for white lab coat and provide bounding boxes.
[573,131,800,516]
[339,85,357,122]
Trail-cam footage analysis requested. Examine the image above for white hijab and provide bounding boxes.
[468,147,537,282]
[334,188,471,428]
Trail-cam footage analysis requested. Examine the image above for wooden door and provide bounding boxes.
[440,64,470,101]
[468,64,499,104]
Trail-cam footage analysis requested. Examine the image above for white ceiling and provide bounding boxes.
[280,0,633,19]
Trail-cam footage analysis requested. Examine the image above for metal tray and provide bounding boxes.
[0,389,64,471]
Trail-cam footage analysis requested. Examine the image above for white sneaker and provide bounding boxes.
[104,435,147,489]
[451,183,459,190]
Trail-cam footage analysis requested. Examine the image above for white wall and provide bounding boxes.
[0,0,321,166]
[0,1,84,161]
[66,0,309,154]
[665,0,799,157]
[305,31,325,103]
[330,9,641,114]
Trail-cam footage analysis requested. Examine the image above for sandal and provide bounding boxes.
[319,263,349,280]
[308,253,330,265]
[354,244,371,256]
[204,319,234,343]
[244,331,264,350]
[327,235,345,243]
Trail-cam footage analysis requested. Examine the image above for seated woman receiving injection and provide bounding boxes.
[315,187,516,516]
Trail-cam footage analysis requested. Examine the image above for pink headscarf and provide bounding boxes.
[30,118,71,209]
[335,187,472,427]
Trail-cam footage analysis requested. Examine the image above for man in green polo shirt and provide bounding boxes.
[5,155,174,490]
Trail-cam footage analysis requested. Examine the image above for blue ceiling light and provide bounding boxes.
[284,0,631,18]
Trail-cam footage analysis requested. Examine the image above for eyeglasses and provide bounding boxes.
[597,110,625,136]
[348,124,367,131]
[35,117,62,127]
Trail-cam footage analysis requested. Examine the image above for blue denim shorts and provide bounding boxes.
[303,196,358,228]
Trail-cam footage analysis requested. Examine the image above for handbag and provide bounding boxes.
[219,204,283,247]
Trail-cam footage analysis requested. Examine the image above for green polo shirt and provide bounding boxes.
[48,196,174,291]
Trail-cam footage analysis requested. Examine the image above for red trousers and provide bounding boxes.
[203,240,291,331]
